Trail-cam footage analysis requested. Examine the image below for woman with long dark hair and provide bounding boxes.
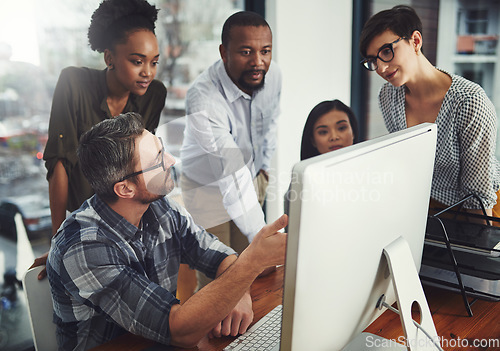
[300,99,359,161]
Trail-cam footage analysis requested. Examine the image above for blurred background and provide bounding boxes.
[0,1,244,349]
[1,0,500,350]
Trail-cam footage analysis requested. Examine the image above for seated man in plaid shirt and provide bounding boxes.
[47,112,287,351]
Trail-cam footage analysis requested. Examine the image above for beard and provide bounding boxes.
[138,170,175,204]
[238,69,266,93]
[137,192,164,205]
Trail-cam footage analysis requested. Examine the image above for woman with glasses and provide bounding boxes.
[359,5,500,223]
[31,0,167,278]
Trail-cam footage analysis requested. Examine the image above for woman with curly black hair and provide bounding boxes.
[32,0,167,278]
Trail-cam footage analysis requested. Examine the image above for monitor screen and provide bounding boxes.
[280,123,437,350]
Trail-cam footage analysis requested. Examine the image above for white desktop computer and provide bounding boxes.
[281,123,439,350]
[224,123,440,351]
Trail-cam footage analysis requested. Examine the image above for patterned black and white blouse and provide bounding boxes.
[379,70,500,209]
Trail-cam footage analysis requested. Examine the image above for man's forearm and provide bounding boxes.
[215,254,238,278]
[168,214,288,348]
[168,254,258,347]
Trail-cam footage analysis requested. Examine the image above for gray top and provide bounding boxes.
[379,70,500,208]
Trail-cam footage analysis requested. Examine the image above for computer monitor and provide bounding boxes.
[281,123,437,350]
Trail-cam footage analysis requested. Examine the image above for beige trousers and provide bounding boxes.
[194,172,268,290]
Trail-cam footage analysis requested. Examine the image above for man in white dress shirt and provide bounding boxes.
[180,11,281,286]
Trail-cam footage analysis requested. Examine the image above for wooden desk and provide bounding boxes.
[365,286,500,350]
[91,266,284,351]
[92,266,500,350]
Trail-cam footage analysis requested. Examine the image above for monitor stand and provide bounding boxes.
[342,236,440,351]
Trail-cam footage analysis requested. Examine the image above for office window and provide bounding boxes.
[438,0,500,157]
[461,9,489,34]
[0,1,243,350]
[155,0,245,156]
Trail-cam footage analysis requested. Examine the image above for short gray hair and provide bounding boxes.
[77,112,144,203]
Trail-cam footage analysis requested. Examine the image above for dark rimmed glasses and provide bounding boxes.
[361,37,406,71]
[118,137,167,182]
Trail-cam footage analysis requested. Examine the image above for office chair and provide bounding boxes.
[22,266,58,351]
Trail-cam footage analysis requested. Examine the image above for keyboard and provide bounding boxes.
[224,304,282,351]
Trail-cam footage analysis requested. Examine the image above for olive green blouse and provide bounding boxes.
[43,66,167,212]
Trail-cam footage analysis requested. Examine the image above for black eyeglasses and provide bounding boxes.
[361,37,406,71]
[118,137,166,182]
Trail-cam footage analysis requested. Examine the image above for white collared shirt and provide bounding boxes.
[180,59,282,240]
